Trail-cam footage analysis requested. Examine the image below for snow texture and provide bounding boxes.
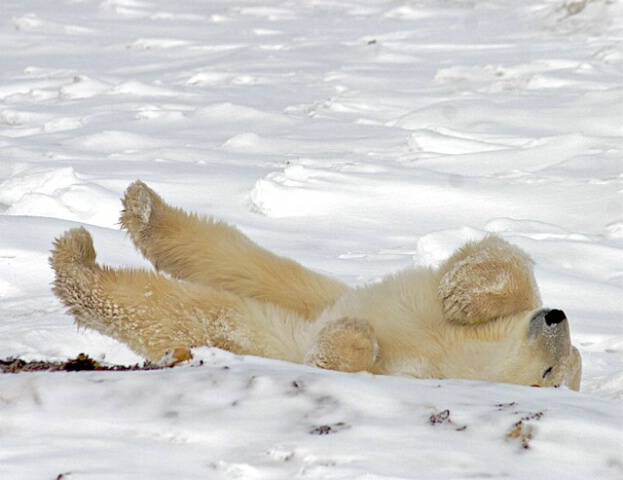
[0,0,621,478]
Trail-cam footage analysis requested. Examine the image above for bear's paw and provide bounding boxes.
[438,236,541,325]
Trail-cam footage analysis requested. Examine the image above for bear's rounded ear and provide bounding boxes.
[438,236,542,325]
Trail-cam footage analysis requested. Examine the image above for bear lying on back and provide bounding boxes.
[50,180,582,390]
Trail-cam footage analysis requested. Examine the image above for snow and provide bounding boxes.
[0,0,621,478]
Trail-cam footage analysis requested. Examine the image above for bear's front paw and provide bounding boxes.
[438,236,541,325]
[305,317,379,373]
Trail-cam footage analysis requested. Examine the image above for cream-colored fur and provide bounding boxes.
[50,180,582,390]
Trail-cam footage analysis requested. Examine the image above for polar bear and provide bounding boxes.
[50,180,582,390]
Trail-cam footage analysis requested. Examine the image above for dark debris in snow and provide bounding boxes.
[0,353,165,373]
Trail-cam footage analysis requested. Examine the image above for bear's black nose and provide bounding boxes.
[545,309,566,326]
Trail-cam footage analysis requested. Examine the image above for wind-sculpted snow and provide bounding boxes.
[0,0,621,478]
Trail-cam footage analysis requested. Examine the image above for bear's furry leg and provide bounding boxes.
[119,180,349,319]
[50,227,260,363]
[437,236,542,325]
[305,317,379,372]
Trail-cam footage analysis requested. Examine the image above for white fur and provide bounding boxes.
[49,181,582,390]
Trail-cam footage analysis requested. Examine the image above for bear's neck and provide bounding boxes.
[436,316,527,382]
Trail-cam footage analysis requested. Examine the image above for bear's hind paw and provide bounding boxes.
[120,180,160,236]
[50,227,97,272]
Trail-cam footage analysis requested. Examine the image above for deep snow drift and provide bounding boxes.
[0,0,621,478]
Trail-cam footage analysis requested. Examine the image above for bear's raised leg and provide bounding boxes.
[50,227,264,363]
[437,236,542,325]
[305,317,379,372]
[119,180,349,319]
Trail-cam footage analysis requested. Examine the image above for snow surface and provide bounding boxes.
[0,0,622,478]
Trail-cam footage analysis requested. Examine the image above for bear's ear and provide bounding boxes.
[438,236,542,325]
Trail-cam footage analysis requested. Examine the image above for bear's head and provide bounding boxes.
[442,306,582,391]
[436,236,582,391]
[501,307,582,390]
